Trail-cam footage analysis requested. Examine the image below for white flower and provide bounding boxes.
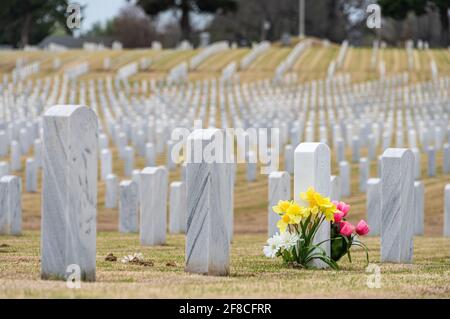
[121,252,144,264]
[263,234,283,258]
[279,231,299,250]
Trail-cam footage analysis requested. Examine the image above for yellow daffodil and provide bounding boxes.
[300,187,319,207]
[300,187,337,221]
[286,202,303,224]
[272,200,291,215]
[276,213,292,233]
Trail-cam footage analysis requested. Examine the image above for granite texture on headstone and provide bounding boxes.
[41,105,98,281]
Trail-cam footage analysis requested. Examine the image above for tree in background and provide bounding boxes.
[378,0,450,46]
[81,5,156,48]
[84,20,115,37]
[0,0,72,48]
[134,0,237,41]
[113,5,156,48]
[208,0,347,45]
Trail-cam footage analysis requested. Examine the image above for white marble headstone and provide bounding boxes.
[41,105,98,281]
[185,129,230,276]
[0,175,22,235]
[366,178,381,236]
[140,166,168,246]
[294,143,331,268]
[380,148,414,263]
[119,180,139,233]
[169,181,186,234]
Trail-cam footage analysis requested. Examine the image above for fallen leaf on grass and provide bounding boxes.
[105,253,117,262]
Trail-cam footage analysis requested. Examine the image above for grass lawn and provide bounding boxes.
[0,232,449,298]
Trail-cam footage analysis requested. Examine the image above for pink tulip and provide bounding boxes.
[332,201,350,216]
[334,211,345,223]
[355,220,370,236]
[339,221,355,237]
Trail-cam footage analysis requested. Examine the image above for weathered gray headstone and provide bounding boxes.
[351,137,360,163]
[10,141,21,171]
[427,147,436,177]
[366,178,381,236]
[100,149,112,181]
[328,174,339,201]
[119,180,139,233]
[444,184,450,237]
[167,140,176,171]
[0,175,22,235]
[339,161,350,197]
[34,139,42,168]
[25,158,37,192]
[368,134,376,161]
[359,157,369,192]
[0,130,8,157]
[123,146,134,177]
[443,143,450,174]
[413,181,424,236]
[284,145,294,174]
[0,161,10,178]
[145,143,156,167]
[336,138,345,163]
[246,151,257,182]
[169,181,186,234]
[105,174,118,208]
[412,148,421,180]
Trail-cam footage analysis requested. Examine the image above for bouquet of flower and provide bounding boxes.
[330,201,370,263]
[263,187,339,269]
[263,187,370,269]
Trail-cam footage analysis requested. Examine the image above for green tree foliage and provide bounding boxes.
[84,20,115,37]
[0,0,73,48]
[378,0,449,45]
[135,0,237,41]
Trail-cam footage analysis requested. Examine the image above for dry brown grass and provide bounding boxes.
[0,232,448,298]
